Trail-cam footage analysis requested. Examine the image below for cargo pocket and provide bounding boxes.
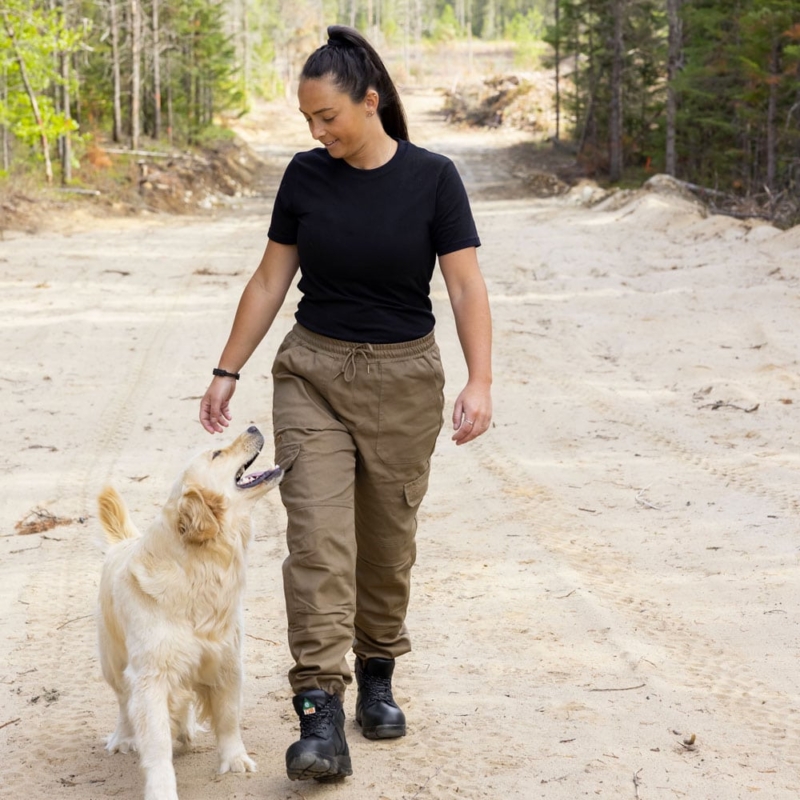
[273,437,302,511]
[274,438,301,474]
[403,463,431,508]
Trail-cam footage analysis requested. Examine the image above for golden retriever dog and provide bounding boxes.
[96,425,283,800]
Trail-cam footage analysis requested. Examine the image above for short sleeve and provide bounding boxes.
[267,159,299,245]
[432,160,481,256]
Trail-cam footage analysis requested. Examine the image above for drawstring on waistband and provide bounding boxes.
[339,343,374,382]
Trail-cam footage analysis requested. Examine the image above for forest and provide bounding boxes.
[2,0,800,223]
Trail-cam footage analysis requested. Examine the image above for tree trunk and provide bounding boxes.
[72,48,82,128]
[166,47,173,145]
[402,0,410,78]
[109,0,123,142]
[1,10,53,184]
[57,0,71,183]
[666,0,681,176]
[48,0,61,173]
[188,39,196,141]
[1,62,8,172]
[152,0,161,140]
[241,0,250,100]
[608,0,624,182]
[61,50,72,183]
[766,33,779,193]
[130,0,142,149]
[483,0,496,40]
[554,0,560,141]
[578,22,597,156]
[466,0,473,72]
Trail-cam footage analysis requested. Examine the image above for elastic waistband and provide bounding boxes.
[291,324,436,360]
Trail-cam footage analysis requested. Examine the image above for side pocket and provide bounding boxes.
[274,439,301,474]
[376,353,445,465]
[403,463,431,508]
[273,438,302,511]
[271,330,300,378]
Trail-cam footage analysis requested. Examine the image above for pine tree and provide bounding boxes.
[545,0,666,180]
[677,0,800,197]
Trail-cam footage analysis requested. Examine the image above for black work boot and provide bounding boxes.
[355,657,407,739]
[285,689,352,781]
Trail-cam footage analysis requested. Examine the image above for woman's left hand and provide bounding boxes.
[439,247,492,447]
[451,380,492,446]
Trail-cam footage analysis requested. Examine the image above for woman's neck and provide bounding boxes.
[346,134,398,170]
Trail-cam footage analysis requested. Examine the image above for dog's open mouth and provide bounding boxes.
[236,452,283,489]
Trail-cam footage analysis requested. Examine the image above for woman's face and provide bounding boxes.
[298,76,378,164]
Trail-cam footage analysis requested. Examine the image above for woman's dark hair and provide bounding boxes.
[300,25,408,141]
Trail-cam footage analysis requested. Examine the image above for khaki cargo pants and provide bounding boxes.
[271,324,445,699]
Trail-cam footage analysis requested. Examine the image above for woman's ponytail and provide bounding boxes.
[301,26,408,141]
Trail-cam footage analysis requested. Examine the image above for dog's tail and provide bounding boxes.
[97,486,138,545]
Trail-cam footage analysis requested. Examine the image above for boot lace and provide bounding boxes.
[363,674,396,706]
[298,698,338,738]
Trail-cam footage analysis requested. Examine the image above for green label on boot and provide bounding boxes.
[302,698,316,715]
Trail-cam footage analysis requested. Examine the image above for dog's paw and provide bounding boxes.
[218,749,257,774]
[106,732,137,754]
[175,722,202,750]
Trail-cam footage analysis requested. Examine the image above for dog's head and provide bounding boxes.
[173,426,283,545]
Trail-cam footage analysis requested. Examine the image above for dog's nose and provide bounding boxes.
[247,425,260,435]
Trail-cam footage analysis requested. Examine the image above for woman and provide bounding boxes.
[199,25,492,783]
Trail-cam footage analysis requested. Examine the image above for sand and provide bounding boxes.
[2,88,799,800]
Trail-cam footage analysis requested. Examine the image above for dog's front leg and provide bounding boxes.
[128,670,179,800]
[107,689,137,754]
[201,664,256,774]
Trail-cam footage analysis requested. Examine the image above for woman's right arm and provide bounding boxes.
[199,239,299,434]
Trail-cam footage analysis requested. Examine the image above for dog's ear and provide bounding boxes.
[177,486,226,544]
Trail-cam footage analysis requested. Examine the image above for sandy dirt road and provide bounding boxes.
[2,88,800,800]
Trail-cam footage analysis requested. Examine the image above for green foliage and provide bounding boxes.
[430,4,461,43]
[543,0,800,203]
[250,31,283,100]
[193,123,237,147]
[544,0,666,173]
[172,0,244,141]
[0,0,85,170]
[8,92,77,147]
[505,9,546,67]
[3,0,800,214]
[1,0,253,180]
[676,0,800,192]
[472,0,550,40]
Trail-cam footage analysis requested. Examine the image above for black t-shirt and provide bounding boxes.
[267,139,480,343]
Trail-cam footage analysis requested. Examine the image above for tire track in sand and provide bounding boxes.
[468,374,800,777]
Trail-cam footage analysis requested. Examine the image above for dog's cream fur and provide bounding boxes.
[96,426,282,800]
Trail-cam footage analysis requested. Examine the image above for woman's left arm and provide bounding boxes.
[439,247,493,446]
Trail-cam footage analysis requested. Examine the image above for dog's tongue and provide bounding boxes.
[237,466,282,488]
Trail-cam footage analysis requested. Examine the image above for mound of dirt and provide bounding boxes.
[0,136,268,236]
[443,74,553,133]
[135,137,268,213]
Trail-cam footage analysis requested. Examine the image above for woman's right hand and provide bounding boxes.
[199,376,237,433]
[198,240,300,435]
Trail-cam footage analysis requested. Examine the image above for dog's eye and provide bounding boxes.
[211,450,222,460]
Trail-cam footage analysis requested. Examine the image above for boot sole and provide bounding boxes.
[358,721,407,740]
[286,751,353,781]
